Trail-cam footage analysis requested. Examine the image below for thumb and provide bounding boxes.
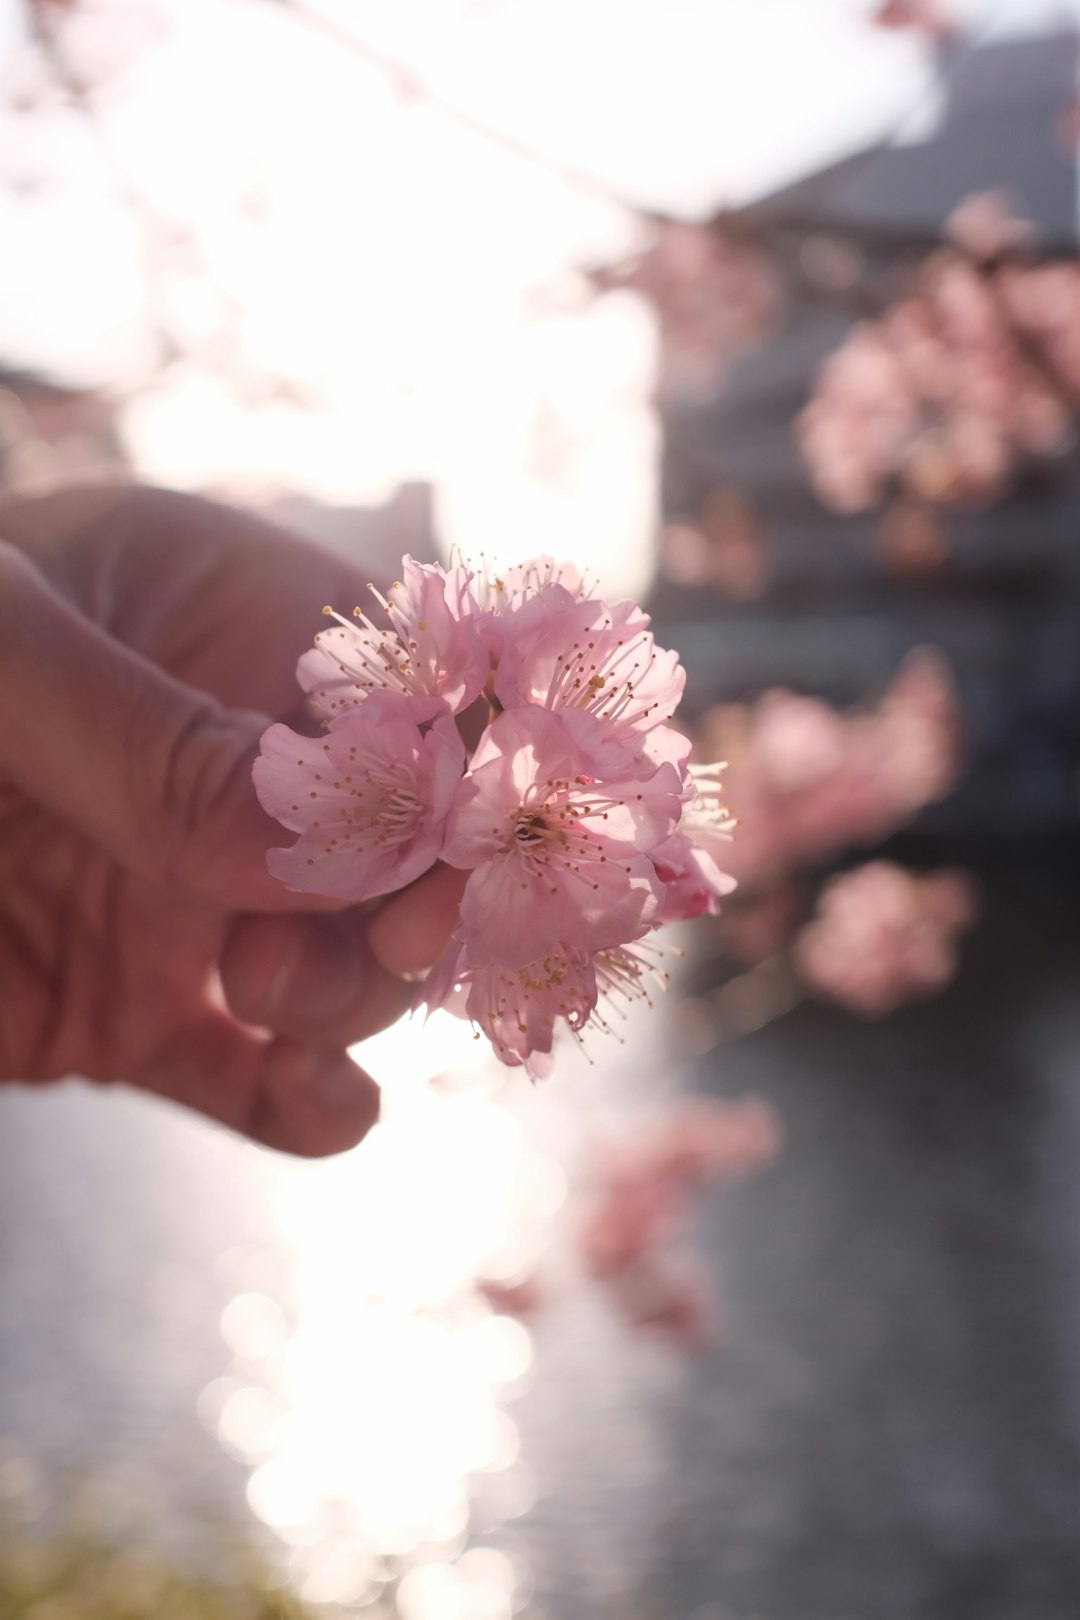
[0,540,312,910]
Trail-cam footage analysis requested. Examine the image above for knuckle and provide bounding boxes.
[149,705,250,885]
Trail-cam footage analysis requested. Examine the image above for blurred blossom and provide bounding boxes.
[747,691,850,794]
[1056,95,1080,154]
[468,1091,781,1352]
[872,0,956,46]
[608,1259,716,1351]
[879,499,951,577]
[475,1274,548,1320]
[799,232,866,295]
[699,649,962,890]
[799,198,1079,514]
[661,485,771,598]
[573,1097,780,1347]
[591,218,783,402]
[794,860,978,1016]
[28,0,174,90]
[945,189,1038,263]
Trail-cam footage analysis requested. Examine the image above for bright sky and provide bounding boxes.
[0,0,1076,588]
[299,0,1080,210]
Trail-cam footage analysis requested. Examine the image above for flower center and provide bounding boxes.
[513,811,549,847]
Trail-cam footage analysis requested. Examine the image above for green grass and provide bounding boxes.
[0,1521,321,1620]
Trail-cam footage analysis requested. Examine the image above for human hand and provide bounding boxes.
[0,484,464,1155]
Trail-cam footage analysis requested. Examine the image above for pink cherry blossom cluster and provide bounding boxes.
[479,1096,780,1349]
[575,1096,780,1346]
[793,861,977,1017]
[798,201,1077,515]
[254,556,735,1076]
[694,648,962,892]
[590,219,783,403]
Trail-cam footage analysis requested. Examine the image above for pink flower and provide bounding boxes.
[423,929,670,1079]
[254,696,464,902]
[654,762,737,922]
[946,190,1036,262]
[255,545,743,1072]
[424,941,598,1077]
[578,1168,684,1278]
[750,692,848,793]
[493,591,685,745]
[297,556,488,722]
[646,1097,782,1182]
[442,706,680,969]
[437,706,676,959]
[699,654,962,891]
[458,554,589,617]
[794,861,977,1016]
[873,0,955,44]
[590,219,782,403]
[574,1096,781,1349]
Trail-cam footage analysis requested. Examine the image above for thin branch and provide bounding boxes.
[277,0,641,221]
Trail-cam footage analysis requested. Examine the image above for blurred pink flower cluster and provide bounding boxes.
[660,486,771,599]
[794,861,977,1016]
[481,1097,780,1348]
[592,219,783,402]
[578,1096,779,1346]
[697,648,962,892]
[255,556,736,1075]
[872,0,955,46]
[798,198,1076,513]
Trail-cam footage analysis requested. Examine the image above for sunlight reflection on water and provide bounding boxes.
[0,974,691,1617]
[201,1010,572,1610]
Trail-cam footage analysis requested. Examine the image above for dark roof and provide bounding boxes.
[744,31,1080,250]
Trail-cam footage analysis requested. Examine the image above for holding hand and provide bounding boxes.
[0,484,462,1156]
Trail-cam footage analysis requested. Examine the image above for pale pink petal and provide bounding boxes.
[299,556,489,719]
[457,848,662,970]
[653,758,737,921]
[654,831,737,922]
[422,940,597,1074]
[494,594,685,741]
[458,557,587,618]
[297,627,449,726]
[255,699,464,902]
[445,708,682,870]
[439,707,675,968]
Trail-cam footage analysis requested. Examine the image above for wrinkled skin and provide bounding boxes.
[0,484,464,1156]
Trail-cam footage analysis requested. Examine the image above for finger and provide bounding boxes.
[0,484,412,717]
[131,1013,381,1158]
[219,911,413,1045]
[0,540,333,911]
[367,862,470,978]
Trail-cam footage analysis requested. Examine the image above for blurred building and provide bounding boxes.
[644,28,1080,841]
